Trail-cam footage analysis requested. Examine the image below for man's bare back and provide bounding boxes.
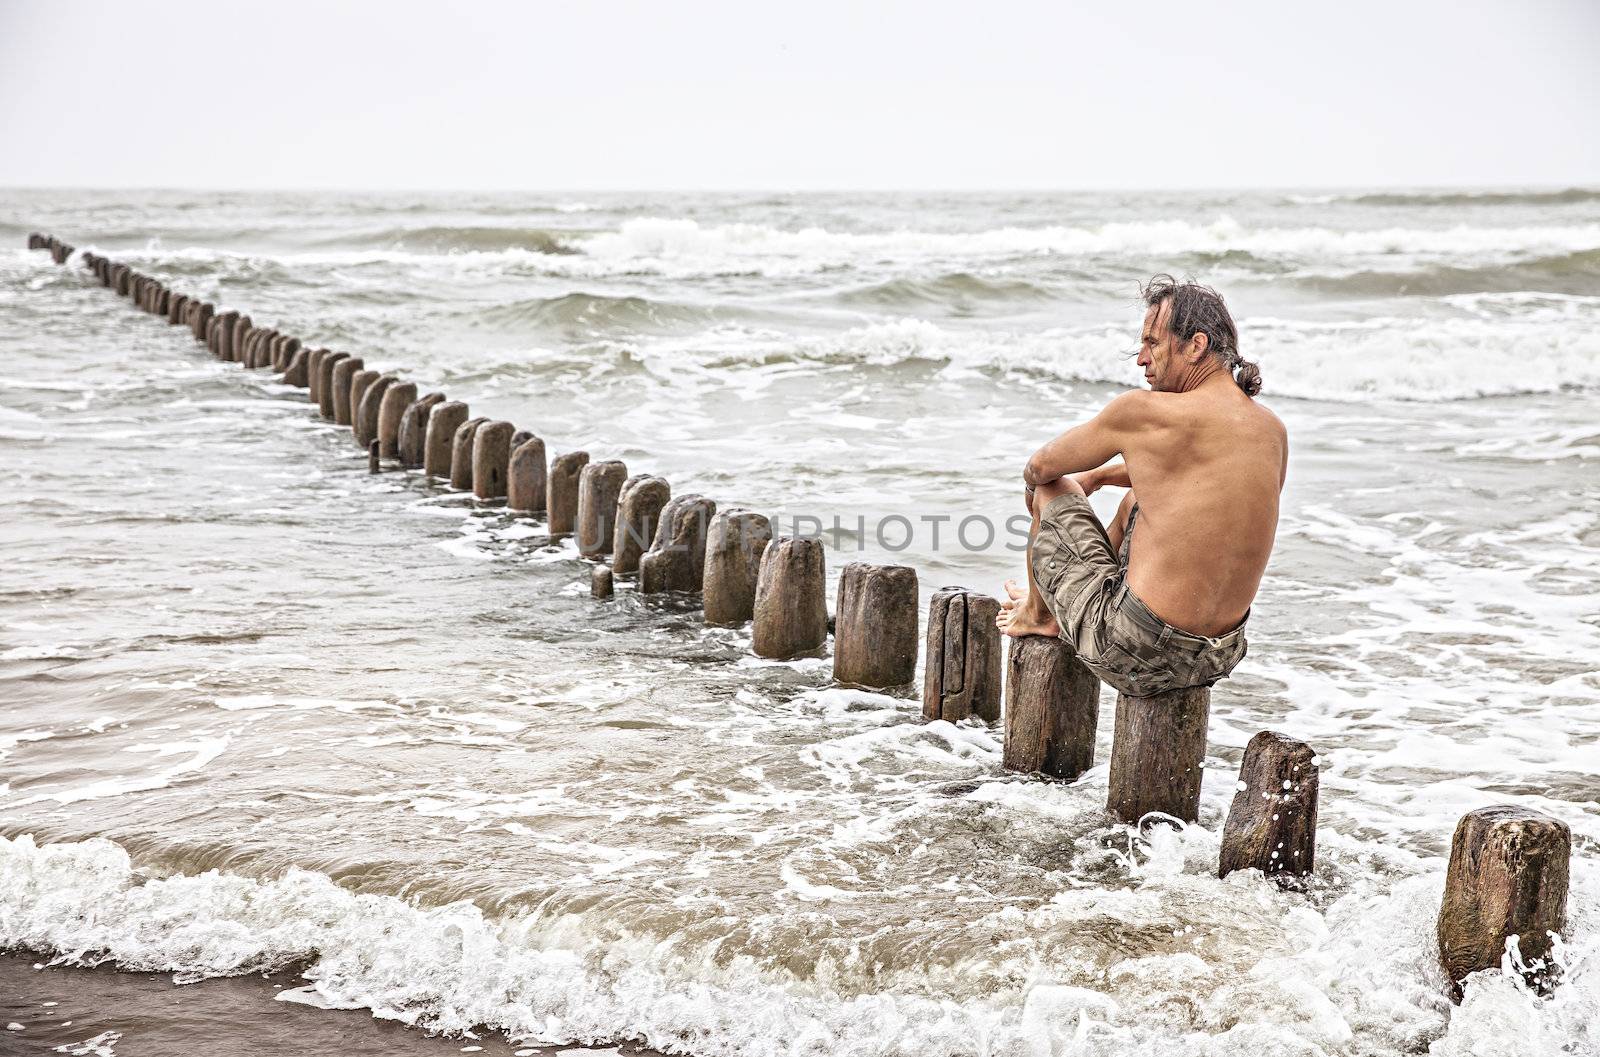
[997,277,1285,697]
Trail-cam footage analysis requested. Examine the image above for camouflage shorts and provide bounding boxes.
[1030,492,1248,697]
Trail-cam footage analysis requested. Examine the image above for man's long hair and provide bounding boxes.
[1141,275,1262,396]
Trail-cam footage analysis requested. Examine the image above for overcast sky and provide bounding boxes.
[1,0,1596,191]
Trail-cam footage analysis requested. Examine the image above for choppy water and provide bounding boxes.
[0,188,1596,1057]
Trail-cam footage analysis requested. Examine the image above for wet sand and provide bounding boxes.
[0,953,661,1057]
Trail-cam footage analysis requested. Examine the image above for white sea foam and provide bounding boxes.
[0,830,1592,1056]
[633,313,1600,402]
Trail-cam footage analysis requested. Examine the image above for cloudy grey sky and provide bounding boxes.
[1,0,1596,191]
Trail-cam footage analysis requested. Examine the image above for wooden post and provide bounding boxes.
[640,494,716,594]
[354,374,396,450]
[703,510,772,625]
[376,381,417,459]
[610,473,670,574]
[833,563,919,689]
[576,460,629,558]
[450,417,489,491]
[422,401,469,479]
[751,536,828,658]
[922,588,1002,723]
[217,311,240,360]
[368,440,380,474]
[331,359,365,427]
[1106,687,1210,825]
[472,420,515,500]
[1438,806,1570,1001]
[1002,637,1099,779]
[1219,731,1319,882]
[318,353,351,418]
[507,436,547,513]
[169,295,189,326]
[398,392,444,469]
[547,451,590,540]
[282,347,309,387]
[232,315,251,359]
[191,302,214,343]
[307,349,328,402]
[592,566,614,600]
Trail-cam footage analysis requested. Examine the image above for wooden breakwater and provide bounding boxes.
[27,234,1573,1001]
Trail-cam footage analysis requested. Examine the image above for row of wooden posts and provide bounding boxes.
[29,232,1574,1002]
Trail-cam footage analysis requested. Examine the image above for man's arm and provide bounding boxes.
[1022,392,1152,487]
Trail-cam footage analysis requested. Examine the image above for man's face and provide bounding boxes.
[1137,302,1182,392]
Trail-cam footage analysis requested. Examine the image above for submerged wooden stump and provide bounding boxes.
[368,439,380,474]
[449,417,489,491]
[1219,731,1319,882]
[591,566,614,600]
[472,420,515,500]
[507,436,547,513]
[832,562,919,689]
[1002,636,1099,779]
[316,352,350,418]
[422,400,469,479]
[1106,686,1211,824]
[576,460,628,558]
[702,509,771,625]
[282,346,310,387]
[190,301,214,342]
[331,358,365,426]
[354,374,396,450]
[922,588,1002,723]
[347,369,379,432]
[546,450,590,540]
[1438,806,1570,1001]
[611,474,670,574]
[376,381,417,459]
[751,536,827,658]
[640,494,716,594]
[214,310,239,361]
[397,392,444,469]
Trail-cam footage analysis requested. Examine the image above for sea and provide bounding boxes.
[0,188,1596,1056]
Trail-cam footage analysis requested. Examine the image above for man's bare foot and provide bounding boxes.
[997,578,1061,638]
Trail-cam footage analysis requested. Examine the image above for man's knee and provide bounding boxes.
[1036,476,1083,503]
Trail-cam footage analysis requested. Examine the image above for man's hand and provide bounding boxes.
[1070,469,1103,496]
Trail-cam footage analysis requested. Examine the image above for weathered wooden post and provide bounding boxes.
[232,315,251,358]
[450,417,489,490]
[1219,731,1319,882]
[640,494,716,594]
[376,381,417,459]
[574,460,628,558]
[331,358,365,426]
[547,451,590,540]
[398,392,444,468]
[472,420,515,500]
[610,473,669,573]
[751,536,828,658]
[191,302,214,343]
[354,374,396,449]
[307,349,328,401]
[368,440,380,474]
[507,436,547,513]
[214,310,239,361]
[703,510,773,625]
[592,566,614,600]
[922,588,1002,724]
[832,563,919,689]
[1002,637,1099,779]
[423,401,469,479]
[318,353,351,418]
[1437,806,1570,1001]
[282,346,309,387]
[1106,687,1210,824]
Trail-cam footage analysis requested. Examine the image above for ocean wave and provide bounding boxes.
[665,314,1600,403]
[2,831,1592,1056]
[569,217,1600,272]
[334,225,580,255]
[1340,187,1600,208]
[476,291,722,332]
[1289,248,1600,299]
[836,272,1057,309]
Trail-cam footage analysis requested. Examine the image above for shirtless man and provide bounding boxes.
[997,276,1287,698]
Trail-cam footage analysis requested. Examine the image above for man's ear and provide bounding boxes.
[1187,331,1210,361]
